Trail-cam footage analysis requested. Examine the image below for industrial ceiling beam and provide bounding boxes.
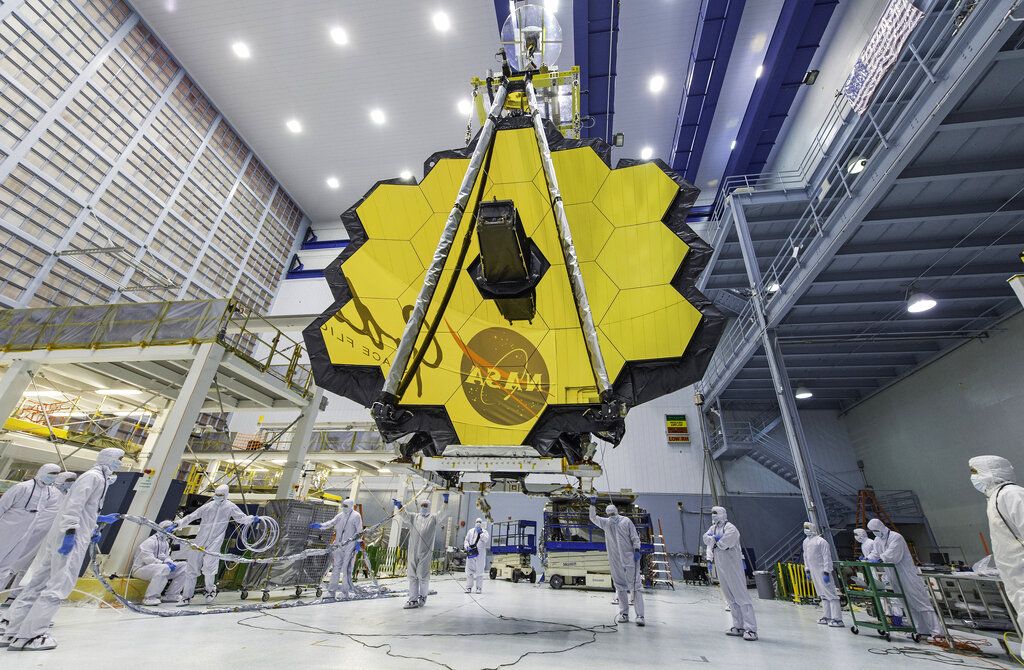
[895,155,1024,183]
[669,0,747,182]
[574,0,622,144]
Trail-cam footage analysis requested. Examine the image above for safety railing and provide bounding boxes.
[217,299,314,397]
[760,526,808,570]
[699,0,1000,401]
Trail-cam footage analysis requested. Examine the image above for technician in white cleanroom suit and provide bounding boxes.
[131,520,190,606]
[2,472,78,594]
[0,464,62,590]
[854,526,904,623]
[969,455,1024,654]
[0,448,124,651]
[867,517,943,638]
[393,495,448,609]
[589,499,645,626]
[171,483,257,604]
[310,497,362,600]
[704,506,758,641]
[463,518,490,594]
[802,522,843,626]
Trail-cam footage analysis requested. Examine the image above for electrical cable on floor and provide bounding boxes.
[866,644,1016,669]
[1004,632,1024,667]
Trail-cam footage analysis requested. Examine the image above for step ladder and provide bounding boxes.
[856,488,920,563]
[649,524,675,590]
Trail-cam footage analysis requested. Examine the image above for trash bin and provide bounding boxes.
[754,570,774,600]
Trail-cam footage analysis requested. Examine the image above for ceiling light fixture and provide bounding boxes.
[432,11,451,32]
[400,169,413,181]
[369,108,386,125]
[231,41,251,59]
[907,292,937,313]
[326,176,340,189]
[98,389,143,396]
[766,281,781,293]
[847,157,867,174]
[640,146,653,160]
[378,468,392,474]
[648,74,666,93]
[285,118,302,134]
[457,98,473,115]
[755,64,764,79]
[730,139,737,150]
[329,26,349,45]
[794,386,814,399]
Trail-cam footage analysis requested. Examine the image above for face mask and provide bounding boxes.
[40,473,58,486]
[420,506,430,517]
[59,479,75,494]
[971,473,991,493]
[214,495,226,503]
[871,530,883,539]
[803,527,814,537]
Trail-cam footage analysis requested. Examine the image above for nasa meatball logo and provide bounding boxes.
[457,327,550,425]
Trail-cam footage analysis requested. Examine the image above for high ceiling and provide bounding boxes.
[129,0,793,223]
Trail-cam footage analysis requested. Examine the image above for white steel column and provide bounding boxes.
[274,388,324,499]
[385,476,411,575]
[202,458,222,493]
[106,343,225,572]
[348,473,362,502]
[0,360,39,424]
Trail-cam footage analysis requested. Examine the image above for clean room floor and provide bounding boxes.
[1,575,1015,669]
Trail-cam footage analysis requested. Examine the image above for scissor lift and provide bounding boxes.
[489,520,538,583]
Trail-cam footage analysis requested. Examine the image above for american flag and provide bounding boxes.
[843,0,925,115]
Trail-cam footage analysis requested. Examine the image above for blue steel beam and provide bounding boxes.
[720,0,838,180]
[494,1,510,34]
[669,0,747,183]
[574,0,621,143]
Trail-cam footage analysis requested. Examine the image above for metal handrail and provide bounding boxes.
[700,0,995,397]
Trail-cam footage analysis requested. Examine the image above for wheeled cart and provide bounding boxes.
[838,560,921,642]
[240,499,335,602]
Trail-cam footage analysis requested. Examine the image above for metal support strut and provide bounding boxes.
[378,82,510,401]
[729,196,835,555]
[524,79,613,396]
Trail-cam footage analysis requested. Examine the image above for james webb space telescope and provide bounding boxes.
[303,4,723,490]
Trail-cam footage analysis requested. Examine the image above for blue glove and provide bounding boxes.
[251,515,260,524]
[57,531,76,556]
[392,499,403,509]
[442,493,449,504]
[96,514,119,524]
[589,495,597,504]
[164,523,178,533]
[91,528,102,543]
[823,573,831,584]
[634,549,641,563]
[309,522,323,530]
[714,534,722,542]
[166,561,177,573]
[805,569,812,580]
[857,556,866,562]
[868,558,881,564]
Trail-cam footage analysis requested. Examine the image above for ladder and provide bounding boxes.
[856,488,919,563]
[649,521,675,590]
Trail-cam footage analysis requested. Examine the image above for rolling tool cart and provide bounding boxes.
[838,560,919,642]
[240,499,335,602]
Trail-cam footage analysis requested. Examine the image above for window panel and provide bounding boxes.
[62,83,134,159]
[26,121,110,201]
[243,158,274,204]
[171,178,218,234]
[94,172,160,240]
[0,74,45,151]
[0,164,80,247]
[31,258,114,306]
[123,136,181,203]
[192,147,233,203]
[79,0,131,37]
[19,0,105,71]
[227,184,263,231]
[147,105,199,167]
[211,122,247,173]
[0,13,76,105]
[118,23,178,91]
[0,231,47,304]
[170,75,216,136]
[271,189,302,233]
[90,49,159,125]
